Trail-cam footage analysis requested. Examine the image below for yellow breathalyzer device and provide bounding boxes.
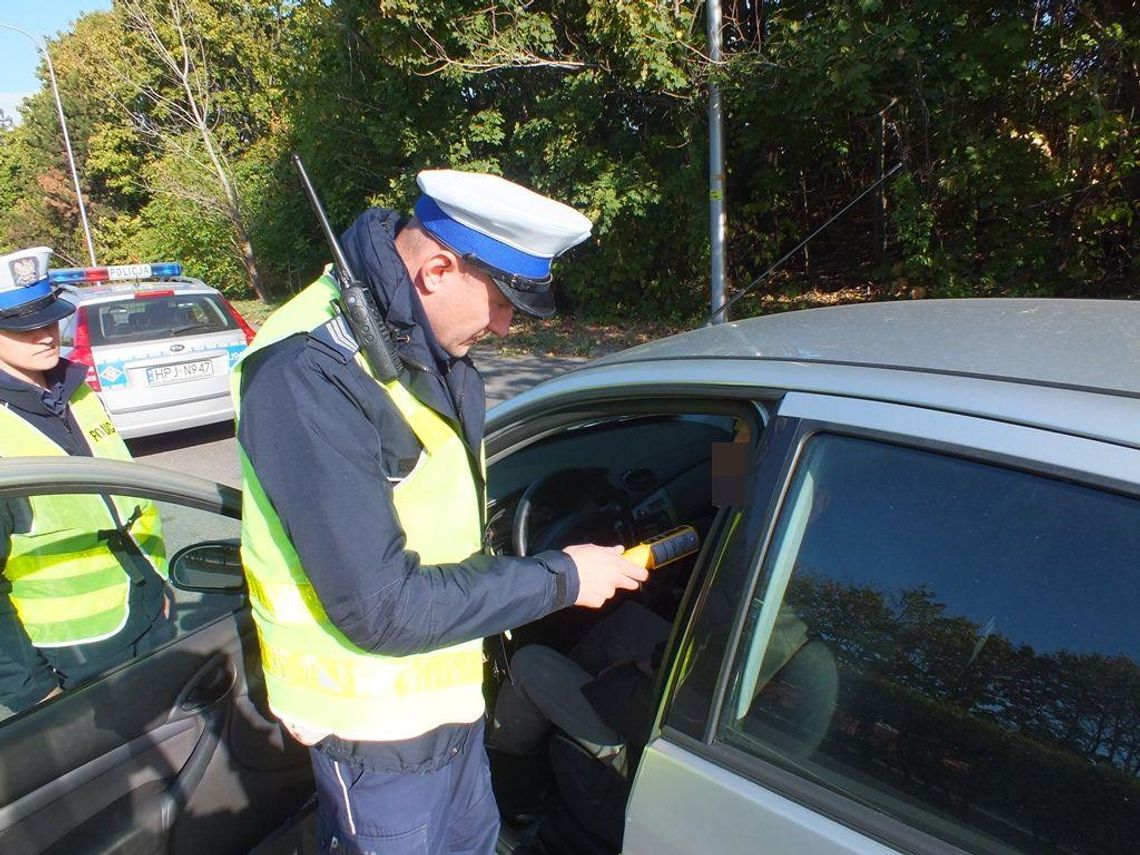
[622,526,699,569]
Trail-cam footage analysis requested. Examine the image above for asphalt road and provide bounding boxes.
[125,350,585,485]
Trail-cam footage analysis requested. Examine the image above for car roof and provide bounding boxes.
[596,298,1140,398]
[64,277,218,304]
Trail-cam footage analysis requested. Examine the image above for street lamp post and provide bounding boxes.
[0,22,97,266]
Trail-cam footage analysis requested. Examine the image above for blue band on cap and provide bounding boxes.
[415,195,551,280]
[0,279,52,311]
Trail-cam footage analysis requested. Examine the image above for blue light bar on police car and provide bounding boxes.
[48,262,183,285]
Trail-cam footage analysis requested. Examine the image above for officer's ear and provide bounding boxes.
[417,250,461,296]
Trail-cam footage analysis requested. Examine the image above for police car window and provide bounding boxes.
[89,295,235,346]
[0,492,241,722]
[719,434,1140,855]
[58,314,76,347]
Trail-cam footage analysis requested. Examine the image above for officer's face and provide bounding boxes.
[436,262,515,358]
[0,322,61,386]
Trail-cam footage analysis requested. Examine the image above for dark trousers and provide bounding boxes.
[310,720,499,855]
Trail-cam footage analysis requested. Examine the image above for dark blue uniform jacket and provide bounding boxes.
[238,208,579,772]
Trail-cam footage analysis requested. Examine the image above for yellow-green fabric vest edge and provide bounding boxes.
[0,383,166,647]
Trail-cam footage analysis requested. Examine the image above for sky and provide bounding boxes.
[0,0,112,122]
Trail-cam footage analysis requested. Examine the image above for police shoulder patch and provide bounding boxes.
[310,314,360,362]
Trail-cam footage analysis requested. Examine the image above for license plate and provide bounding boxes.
[145,360,214,385]
[107,264,154,281]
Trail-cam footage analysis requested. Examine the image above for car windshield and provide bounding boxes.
[85,294,236,345]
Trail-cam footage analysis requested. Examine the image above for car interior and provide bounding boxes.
[92,296,231,345]
[481,400,768,854]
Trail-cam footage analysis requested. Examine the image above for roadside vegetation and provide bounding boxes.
[1,1,1136,343]
[230,296,678,357]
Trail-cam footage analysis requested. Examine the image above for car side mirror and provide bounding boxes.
[170,540,245,593]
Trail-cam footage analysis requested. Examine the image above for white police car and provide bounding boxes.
[50,263,255,438]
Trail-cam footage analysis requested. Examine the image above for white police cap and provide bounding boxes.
[414,169,592,318]
[0,246,76,331]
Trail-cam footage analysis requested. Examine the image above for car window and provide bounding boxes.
[58,313,76,348]
[86,294,236,345]
[719,434,1140,855]
[0,491,241,722]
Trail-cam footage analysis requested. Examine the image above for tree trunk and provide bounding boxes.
[123,0,267,303]
[234,227,267,302]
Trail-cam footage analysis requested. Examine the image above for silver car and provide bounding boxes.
[0,298,1136,855]
[485,298,1140,855]
[52,263,255,438]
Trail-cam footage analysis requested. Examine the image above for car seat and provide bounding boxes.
[741,637,839,757]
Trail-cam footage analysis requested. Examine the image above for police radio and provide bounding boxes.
[291,154,406,384]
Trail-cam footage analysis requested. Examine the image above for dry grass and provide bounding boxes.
[732,282,884,315]
[230,298,278,328]
[491,315,686,357]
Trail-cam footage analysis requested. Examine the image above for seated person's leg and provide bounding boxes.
[549,734,630,850]
[569,600,672,676]
[488,645,624,760]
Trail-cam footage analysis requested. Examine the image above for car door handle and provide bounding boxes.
[166,656,235,818]
[180,661,234,713]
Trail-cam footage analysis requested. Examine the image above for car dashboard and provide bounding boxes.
[486,414,735,558]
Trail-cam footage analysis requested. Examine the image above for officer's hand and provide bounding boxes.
[563,544,649,609]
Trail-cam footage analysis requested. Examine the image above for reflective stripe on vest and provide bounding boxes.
[233,275,487,741]
[0,384,166,647]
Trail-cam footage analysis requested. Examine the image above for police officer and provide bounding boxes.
[0,247,170,718]
[234,171,648,854]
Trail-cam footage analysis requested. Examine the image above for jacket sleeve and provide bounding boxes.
[238,339,580,656]
[0,498,61,717]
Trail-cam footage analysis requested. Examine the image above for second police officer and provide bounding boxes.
[0,247,170,718]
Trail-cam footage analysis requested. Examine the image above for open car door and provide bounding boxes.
[0,457,312,855]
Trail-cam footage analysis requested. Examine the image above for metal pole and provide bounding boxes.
[0,22,97,266]
[706,1,727,324]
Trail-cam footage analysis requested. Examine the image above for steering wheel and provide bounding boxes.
[511,468,631,556]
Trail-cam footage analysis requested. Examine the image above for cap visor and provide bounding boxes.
[496,281,556,319]
[0,295,76,331]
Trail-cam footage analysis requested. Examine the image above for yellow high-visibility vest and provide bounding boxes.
[0,384,166,647]
[232,274,486,742]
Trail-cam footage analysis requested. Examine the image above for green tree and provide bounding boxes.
[721,0,1138,300]
[278,0,710,318]
[1,1,1134,314]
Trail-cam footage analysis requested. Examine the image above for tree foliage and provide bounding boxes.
[0,0,1134,314]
